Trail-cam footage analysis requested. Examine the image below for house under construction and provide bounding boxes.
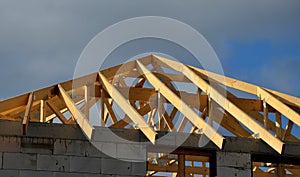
[0,55,299,177]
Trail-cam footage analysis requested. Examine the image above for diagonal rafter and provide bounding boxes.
[46,99,69,124]
[58,84,94,139]
[98,72,157,143]
[188,64,300,109]
[153,55,284,153]
[136,60,224,149]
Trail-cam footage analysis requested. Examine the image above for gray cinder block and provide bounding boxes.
[53,139,85,156]
[0,169,19,177]
[3,153,37,170]
[216,152,252,177]
[0,136,21,153]
[116,143,146,161]
[101,158,131,175]
[131,161,146,176]
[217,167,252,177]
[37,154,70,172]
[217,152,251,169]
[19,170,54,177]
[69,156,101,173]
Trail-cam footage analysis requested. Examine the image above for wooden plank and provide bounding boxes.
[58,84,94,139]
[283,120,294,141]
[257,87,300,127]
[99,72,157,143]
[136,60,224,149]
[22,92,34,135]
[147,163,208,175]
[277,164,285,177]
[84,85,91,120]
[178,154,185,177]
[161,107,175,131]
[100,88,105,126]
[248,111,299,142]
[178,118,189,132]
[46,99,68,124]
[263,100,269,129]
[101,55,152,79]
[276,111,282,139]
[188,63,300,109]
[0,72,98,114]
[103,98,118,124]
[1,94,28,115]
[209,103,251,137]
[110,103,152,128]
[39,100,45,122]
[153,55,284,153]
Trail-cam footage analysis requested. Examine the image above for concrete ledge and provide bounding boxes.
[27,123,86,140]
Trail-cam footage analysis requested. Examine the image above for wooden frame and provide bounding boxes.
[0,54,299,155]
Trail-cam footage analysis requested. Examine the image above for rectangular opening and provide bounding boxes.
[147,151,212,177]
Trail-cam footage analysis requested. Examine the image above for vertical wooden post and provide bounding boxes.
[84,85,90,120]
[203,162,206,177]
[100,87,105,126]
[40,99,45,122]
[283,120,294,141]
[275,111,282,139]
[263,99,268,129]
[22,92,34,135]
[157,89,163,130]
[208,94,213,126]
[178,154,185,177]
[276,163,285,177]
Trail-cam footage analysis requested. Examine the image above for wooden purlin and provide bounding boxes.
[152,55,285,153]
[136,60,225,149]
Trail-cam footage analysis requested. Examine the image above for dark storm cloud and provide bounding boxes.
[0,0,299,99]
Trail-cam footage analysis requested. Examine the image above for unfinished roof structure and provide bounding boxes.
[0,55,300,177]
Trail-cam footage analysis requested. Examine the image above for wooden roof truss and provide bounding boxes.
[0,55,299,154]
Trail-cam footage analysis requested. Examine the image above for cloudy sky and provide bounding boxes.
[0,0,300,100]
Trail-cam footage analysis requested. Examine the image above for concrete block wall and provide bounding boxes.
[0,123,147,177]
[0,137,146,177]
[216,152,252,177]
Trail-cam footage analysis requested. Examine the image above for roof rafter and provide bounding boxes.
[98,72,157,143]
[152,55,284,153]
[58,84,94,139]
[136,60,225,149]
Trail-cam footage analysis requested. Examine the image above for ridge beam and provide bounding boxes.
[136,60,224,149]
[98,72,157,143]
[153,55,284,154]
[58,84,94,139]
